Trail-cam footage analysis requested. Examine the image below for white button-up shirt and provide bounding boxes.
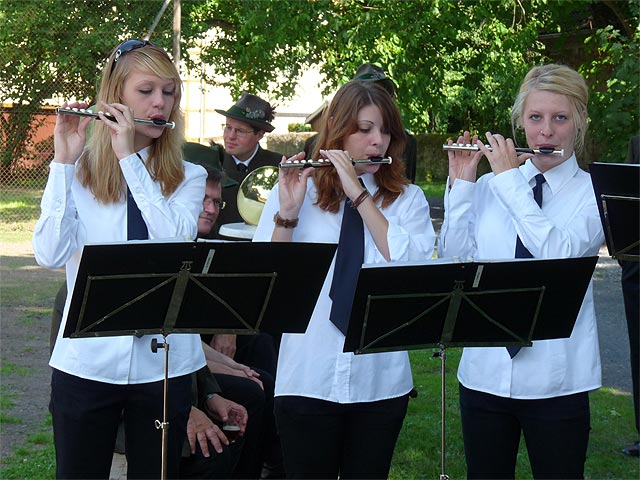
[33,148,207,384]
[438,156,604,399]
[253,173,436,403]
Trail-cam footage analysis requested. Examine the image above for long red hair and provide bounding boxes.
[311,81,408,213]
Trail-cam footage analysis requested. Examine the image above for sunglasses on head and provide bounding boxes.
[110,39,168,73]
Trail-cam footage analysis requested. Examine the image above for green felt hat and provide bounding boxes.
[215,92,276,132]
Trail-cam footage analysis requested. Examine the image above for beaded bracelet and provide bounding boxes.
[351,190,370,209]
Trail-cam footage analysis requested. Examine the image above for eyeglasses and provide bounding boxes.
[222,124,255,138]
[203,198,226,210]
[110,39,165,73]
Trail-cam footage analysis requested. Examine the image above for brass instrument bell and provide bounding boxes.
[237,166,279,225]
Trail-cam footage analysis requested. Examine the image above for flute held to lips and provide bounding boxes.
[443,143,564,156]
[280,156,392,169]
[55,107,176,129]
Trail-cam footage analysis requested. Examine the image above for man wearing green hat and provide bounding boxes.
[215,93,283,230]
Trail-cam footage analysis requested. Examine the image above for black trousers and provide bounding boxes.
[621,260,639,433]
[51,369,191,479]
[235,332,279,377]
[215,370,274,478]
[274,394,409,479]
[459,384,590,479]
[179,437,243,479]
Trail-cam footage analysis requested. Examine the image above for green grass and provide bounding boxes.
[0,188,41,242]
[0,350,637,478]
[0,420,55,479]
[388,350,639,479]
[0,386,22,425]
[0,360,32,377]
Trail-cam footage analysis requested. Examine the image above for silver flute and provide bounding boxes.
[55,107,176,129]
[443,143,564,156]
[279,156,392,169]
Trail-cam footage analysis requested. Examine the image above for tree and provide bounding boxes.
[582,2,640,163]
[180,0,638,160]
[0,0,172,171]
[2,0,638,173]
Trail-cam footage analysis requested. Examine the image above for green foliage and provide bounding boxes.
[582,2,640,163]
[288,123,311,133]
[0,0,173,167]
[2,0,638,169]
[416,181,446,199]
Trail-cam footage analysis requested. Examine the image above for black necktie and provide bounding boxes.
[236,163,248,173]
[127,187,148,240]
[328,197,365,335]
[508,173,545,358]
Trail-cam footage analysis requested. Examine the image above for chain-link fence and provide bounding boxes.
[1,1,176,227]
[1,106,55,224]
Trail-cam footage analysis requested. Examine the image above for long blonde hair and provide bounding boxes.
[511,64,589,156]
[312,81,409,213]
[77,41,185,203]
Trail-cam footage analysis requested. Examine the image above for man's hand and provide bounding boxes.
[211,334,237,358]
[206,360,264,390]
[186,406,228,457]
[202,340,264,389]
[205,395,248,437]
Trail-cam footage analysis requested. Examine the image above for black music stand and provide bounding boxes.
[343,256,598,480]
[589,162,639,261]
[64,240,337,479]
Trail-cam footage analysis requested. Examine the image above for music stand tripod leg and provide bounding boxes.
[433,344,449,480]
[151,337,170,480]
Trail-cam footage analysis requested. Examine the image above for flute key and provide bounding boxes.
[443,143,563,156]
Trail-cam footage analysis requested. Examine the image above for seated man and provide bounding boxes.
[180,366,247,479]
[182,152,282,479]
[196,163,283,479]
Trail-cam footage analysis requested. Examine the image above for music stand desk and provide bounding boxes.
[65,240,336,339]
[589,162,639,261]
[63,239,337,480]
[344,256,598,479]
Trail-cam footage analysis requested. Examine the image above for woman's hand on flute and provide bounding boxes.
[53,101,92,165]
[98,101,136,160]
[278,152,313,219]
[319,149,363,201]
[479,131,532,175]
[447,131,483,187]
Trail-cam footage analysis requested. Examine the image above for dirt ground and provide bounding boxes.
[0,241,64,460]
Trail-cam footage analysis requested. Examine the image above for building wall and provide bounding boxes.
[183,67,326,146]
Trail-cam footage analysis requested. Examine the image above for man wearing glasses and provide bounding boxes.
[197,166,227,238]
[215,93,283,232]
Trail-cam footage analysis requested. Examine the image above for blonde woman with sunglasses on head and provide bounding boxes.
[33,40,206,479]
